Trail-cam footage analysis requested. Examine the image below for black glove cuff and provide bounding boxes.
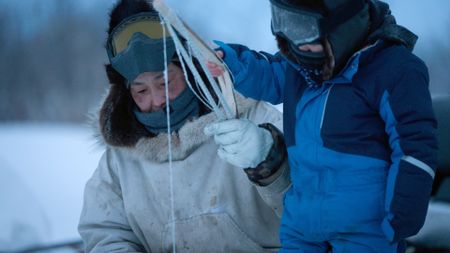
[243,123,287,184]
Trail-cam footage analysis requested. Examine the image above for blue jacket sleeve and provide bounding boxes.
[378,60,438,242]
[214,41,286,105]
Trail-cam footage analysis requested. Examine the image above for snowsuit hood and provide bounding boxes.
[275,0,418,79]
[366,0,418,51]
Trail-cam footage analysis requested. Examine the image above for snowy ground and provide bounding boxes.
[0,123,103,252]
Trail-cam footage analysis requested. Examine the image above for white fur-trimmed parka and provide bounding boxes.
[78,70,291,253]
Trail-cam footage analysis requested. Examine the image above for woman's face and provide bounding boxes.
[130,63,187,113]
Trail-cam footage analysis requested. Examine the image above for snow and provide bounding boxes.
[0,123,103,251]
[0,164,49,251]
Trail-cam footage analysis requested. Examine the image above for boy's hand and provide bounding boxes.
[207,50,225,77]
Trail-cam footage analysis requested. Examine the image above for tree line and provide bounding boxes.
[0,1,448,122]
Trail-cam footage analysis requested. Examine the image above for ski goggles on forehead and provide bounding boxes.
[106,12,171,58]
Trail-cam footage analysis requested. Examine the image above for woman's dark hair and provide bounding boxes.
[108,0,155,35]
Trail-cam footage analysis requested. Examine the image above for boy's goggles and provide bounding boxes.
[270,0,323,45]
[269,0,366,46]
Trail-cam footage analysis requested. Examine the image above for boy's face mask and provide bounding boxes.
[106,12,176,82]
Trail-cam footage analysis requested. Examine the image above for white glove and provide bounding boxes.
[204,119,274,168]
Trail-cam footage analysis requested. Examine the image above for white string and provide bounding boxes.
[161,14,214,107]
[187,44,215,107]
[161,17,176,253]
[161,14,227,120]
[178,39,213,110]
[175,45,213,110]
[166,19,224,119]
[183,38,234,119]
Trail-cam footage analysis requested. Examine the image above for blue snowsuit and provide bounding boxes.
[215,14,437,253]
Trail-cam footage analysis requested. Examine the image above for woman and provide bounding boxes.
[78,0,290,252]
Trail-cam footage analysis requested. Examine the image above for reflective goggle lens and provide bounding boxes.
[270,3,321,45]
[110,15,171,56]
